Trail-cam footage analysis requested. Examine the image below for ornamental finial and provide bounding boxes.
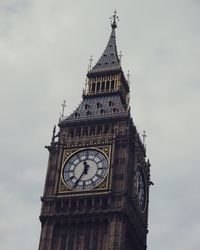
[110,10,119,29]
[142,130,147,147]
[127,70,130,86]
[119,51,123,64]
[88,55,93,71]
[61,100,66,120]
[51,125,56,144]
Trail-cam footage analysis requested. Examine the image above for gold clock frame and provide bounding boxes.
[57,145,113,196]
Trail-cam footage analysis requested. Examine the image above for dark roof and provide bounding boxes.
[89,28,121,74]
[61,95,127,124]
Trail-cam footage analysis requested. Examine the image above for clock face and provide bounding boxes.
[63,149,109,191]
[134,165,146,211]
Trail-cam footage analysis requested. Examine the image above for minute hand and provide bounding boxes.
[73,171,85,188]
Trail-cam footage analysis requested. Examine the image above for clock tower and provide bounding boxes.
[38,12,151,250]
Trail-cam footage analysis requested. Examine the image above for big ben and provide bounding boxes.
[38,12,151,250]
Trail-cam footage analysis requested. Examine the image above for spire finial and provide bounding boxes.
[88,55,93,71]
[119,51,123,64]
[61,100,66,120]
[142,130,147,147]
[110,10,119,29]
[127,70,130,86]
[51,125,56,144]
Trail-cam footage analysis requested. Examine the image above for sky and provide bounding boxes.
[0,0,200,249]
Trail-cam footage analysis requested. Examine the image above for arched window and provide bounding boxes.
[69,128,74,138]
[100,109,105,114]
[83,128,88,136]
[96,102,102,109]
[90,126,95,135]
[106,81,110,91]
[111,80,115,90]
[101,81,105,91]
[97,125,102,134]
[105,125,110,134]
[97,82,100,92]
[74,112,80,118]
[76,128,81,137]
[85,104,90,110]
[108,101,114,107]
[92,82,95,92]
[113,107,118,113]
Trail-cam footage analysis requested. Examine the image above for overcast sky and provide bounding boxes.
[0,0,200,249]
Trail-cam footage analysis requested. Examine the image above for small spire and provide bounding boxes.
[119,51,123,64]
[51,125,56,144]
[142,130,147,147]
[88,55,93,71]
[61,100,66,120]
[110,10,119,29]
[127,70,130,85]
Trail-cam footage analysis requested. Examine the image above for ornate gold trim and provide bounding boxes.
[58,145,112,196]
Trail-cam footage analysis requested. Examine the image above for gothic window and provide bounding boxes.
[83,127,88,136]
[85,104,90,110]
[97,125,102,134]
[100,109,105,114]
[108,100,114,107]
[69,128,74,138]
[86,110,91,116]
[113,107,118,113]
[90,126,95,135]
[106,81,110,91]
[105,124,110,133]
[97,82,100,91]
[74,112,80,118]
[88,83,92,92]
[76,128,81,137]
[96,102,102,109]
[111,80,115,90]
[112,124,117,133]
[92,82,95,92]
[101,81,105,91]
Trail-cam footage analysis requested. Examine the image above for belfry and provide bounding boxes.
[38,12,151,250]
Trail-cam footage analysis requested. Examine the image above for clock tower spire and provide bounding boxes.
[38,13,151,250]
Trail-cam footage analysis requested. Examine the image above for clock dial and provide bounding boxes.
[63,149,109,191]
[134,165,146,211]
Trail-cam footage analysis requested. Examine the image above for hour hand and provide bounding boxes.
[73,161,90,188]
[83,160,89,174]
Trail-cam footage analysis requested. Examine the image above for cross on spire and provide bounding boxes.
[88,55,93,71]
[61,100,66,120]
[110,10,119,29]
[127,70,130,81]
[127,70,130,85]
[119,51,123,64]
[142,130,147,146]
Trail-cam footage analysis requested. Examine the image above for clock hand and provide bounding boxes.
[73,171,85,188]
[74,161,90,188]
[83,160,89,174]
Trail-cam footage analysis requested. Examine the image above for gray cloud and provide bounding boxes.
[0,0,200,249]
